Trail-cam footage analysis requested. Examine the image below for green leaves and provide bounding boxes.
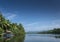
[0,27,4,34]
[0,13,25,36]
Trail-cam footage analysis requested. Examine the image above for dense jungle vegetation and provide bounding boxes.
[0,13,25,36]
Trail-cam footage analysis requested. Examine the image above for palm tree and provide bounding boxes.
[0,13,11,32]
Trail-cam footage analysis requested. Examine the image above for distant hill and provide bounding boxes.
[38,28,60,34]
[27,28,60,34]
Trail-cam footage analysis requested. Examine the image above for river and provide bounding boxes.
[24,34,60,42]
[0,34,60,42]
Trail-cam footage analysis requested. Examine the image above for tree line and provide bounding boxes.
[38,28,60,34]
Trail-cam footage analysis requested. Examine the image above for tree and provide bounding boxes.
[0,13,25,36]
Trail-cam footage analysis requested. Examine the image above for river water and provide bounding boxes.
[0,34,60,42]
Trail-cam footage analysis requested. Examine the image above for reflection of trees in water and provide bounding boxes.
[0,35,25,42]
[3,38,11,42]
[54,36,60,38]
[11,35,25,42]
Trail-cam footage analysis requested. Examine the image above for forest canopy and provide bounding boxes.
[0,13,25,36]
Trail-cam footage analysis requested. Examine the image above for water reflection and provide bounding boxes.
[24,34,60,42]
[3,38,11,42]
[0,34,60,42]
[54,36,60,38]
[0,35,25,42]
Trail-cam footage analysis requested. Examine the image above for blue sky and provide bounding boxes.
[0,0,60,32]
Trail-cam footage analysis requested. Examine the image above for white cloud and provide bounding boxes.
[24,22,40,26]
[24,20,60,32]
[2,12,17,20]
[7,14,17,20]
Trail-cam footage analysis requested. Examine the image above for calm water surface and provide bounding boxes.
[24,34,60,42]
[0,34,60,42]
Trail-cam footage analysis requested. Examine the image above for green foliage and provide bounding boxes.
[0,13,25,36]
[0,27,4,34]
[38,28,60,34]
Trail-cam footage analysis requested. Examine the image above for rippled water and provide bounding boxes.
[0,34,60,42]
